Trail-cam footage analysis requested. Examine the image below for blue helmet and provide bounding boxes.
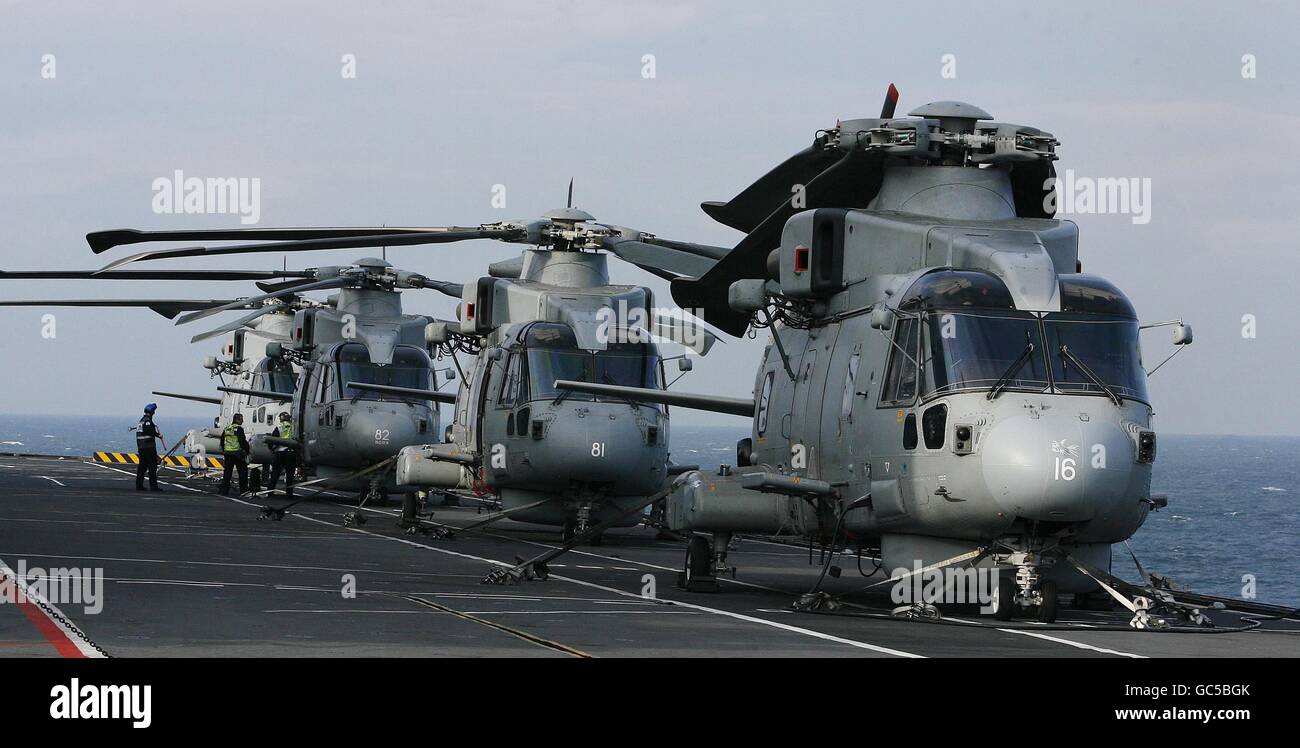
[144,403,157,414]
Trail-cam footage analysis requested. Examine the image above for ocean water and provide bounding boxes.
[3,415,1296,605]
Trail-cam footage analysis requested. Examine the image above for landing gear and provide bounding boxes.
[990,548,1058,622]
[1038,579,1059,623]
[994,575,1017,621]
[401,492,419,526]
[682,535,717,592]
[679,531,732,593]
[561,520,576,543]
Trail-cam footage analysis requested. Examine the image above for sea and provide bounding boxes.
[2,414,1296,606]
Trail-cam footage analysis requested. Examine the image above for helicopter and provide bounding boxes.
[87,194,729,540]
[49,246,475,512]
[0,269,360,485]
[551,87,1194,622]
[390,202,726,544]
[0,268,312,467]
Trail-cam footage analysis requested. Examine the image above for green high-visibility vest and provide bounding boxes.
[222,424,242,452]
[279,423,295,441]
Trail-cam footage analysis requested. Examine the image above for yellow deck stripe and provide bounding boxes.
[128,453,140,464]
[95,452,111,463]
[112,453,128,464]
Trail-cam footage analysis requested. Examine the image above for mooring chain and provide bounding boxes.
[31,595,110,657]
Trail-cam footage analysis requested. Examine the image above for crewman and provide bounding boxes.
[135,403,165,492]
[219,413,251,496]
[265,411,298,498]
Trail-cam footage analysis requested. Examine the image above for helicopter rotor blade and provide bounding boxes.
[410,277,464,298]
[602,234,726,280]
[880,82,900,118]
[174,277,349,326]
[697,83,899,235]
[673,146,883,336]
[189,305,284,343]
[0,299,249,319]
[86,227,446,254]
[0,269,314,281]
[96,227,524,272]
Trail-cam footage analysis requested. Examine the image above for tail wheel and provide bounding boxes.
[561,520,577,543]
[401,493,418,524]
[993,575,1017,621]
[1037,579,1059,623]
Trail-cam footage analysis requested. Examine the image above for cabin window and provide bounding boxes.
[879,318,920,406]
[499,352,521,407]
[902,412,918,450]
[315,365,332,404]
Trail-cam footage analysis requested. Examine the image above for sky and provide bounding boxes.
[0,0,1297,435]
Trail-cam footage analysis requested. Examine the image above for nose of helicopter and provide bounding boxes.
[530,403,664,491]
[348,407,425,462]
[978,411,1139,523]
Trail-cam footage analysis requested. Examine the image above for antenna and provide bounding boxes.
[567,178,574,208]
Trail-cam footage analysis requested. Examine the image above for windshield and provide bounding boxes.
[924,311,1049,395]
[250,360,296,405]
[1043,315,1147,401]
[525,344,662,402]
[335,343,432,401]
[527,349,595,400]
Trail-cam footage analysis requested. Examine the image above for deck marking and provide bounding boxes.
[0,558,104,658]
[997,628,1146,658]
[38,476,66,487]
[271,506,924,657]
[397,594,594,657]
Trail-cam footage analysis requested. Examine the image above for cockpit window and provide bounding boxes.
[250,358,297,405]
[924,311,1050,395]
[334,343,432,401]
[1043,315,1147,401]
[518,324,662,403]
[526,349,595,400]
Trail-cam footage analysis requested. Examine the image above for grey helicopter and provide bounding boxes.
[0,267,314,469]
[77,243,473,516]
[86,201,725,537]
[389,199,724,545]
[551,86,1194,623]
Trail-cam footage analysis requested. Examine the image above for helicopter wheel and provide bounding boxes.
[993,575,1017,621]
[682,535,716,592]
[401,493,419,525]
[561,520,577,543]
[1037,579,1059,623]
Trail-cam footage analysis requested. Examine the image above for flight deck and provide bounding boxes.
[2,454,1296,659]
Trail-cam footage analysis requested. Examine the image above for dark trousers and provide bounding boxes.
[220,451,248,495]
[135,450,159,489]
[266,451,297,498]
